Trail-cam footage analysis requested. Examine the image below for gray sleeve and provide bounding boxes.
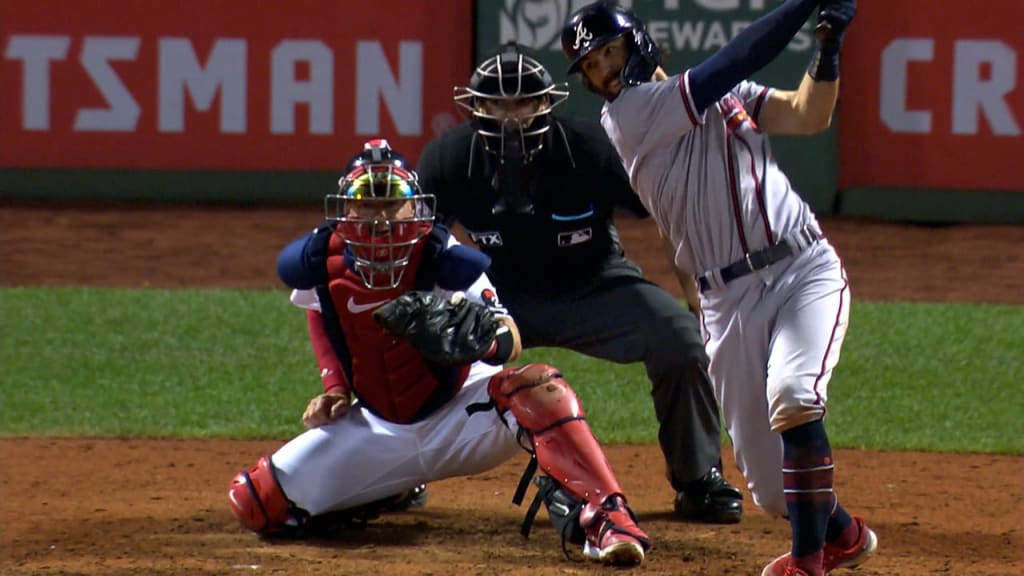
[732,80,773,124]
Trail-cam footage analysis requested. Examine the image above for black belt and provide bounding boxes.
[698,225,821,293]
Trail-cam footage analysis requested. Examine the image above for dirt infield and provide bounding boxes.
[1,202,1022,575]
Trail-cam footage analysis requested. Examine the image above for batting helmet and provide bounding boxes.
[328,142,434,290]
[561,1,659,87]
[453,42,568,163]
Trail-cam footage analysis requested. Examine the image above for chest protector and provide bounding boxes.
[319,228,470,424]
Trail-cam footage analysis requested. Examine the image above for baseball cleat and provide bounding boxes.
[381,484,429,512]
[761,515,877,575]
[760,556,814,576]
[581,495,650,566]
[823,516,877,572]
[583,536,645,566]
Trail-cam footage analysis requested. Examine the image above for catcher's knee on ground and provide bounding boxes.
[228,455,307,536]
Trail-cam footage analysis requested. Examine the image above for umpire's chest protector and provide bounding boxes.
[322,232,470,424]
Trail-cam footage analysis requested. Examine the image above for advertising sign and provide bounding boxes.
[838,0,1024,191]
[1,0,472,170]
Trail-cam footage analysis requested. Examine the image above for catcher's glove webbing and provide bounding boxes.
[373,291,498,366]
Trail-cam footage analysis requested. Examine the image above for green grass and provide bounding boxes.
[1,288,1021,454]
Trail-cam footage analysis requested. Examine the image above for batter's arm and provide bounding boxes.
[759,0,855,135]
[758,74,838,136]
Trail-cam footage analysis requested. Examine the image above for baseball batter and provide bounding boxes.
[227,141,650,566]
[561,2,875,575]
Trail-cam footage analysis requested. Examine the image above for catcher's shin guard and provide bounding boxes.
[228,455,305,536]
[489,364,650,563]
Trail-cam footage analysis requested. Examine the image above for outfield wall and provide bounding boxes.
[2,0,1022,222]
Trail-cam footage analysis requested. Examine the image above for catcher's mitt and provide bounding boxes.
[373,291,498,366]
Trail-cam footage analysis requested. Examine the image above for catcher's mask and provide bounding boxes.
[326,146,435,290]
[454,42,568,214]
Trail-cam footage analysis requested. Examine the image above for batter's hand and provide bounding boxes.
[815,0,856,43]
[302,391,350,428]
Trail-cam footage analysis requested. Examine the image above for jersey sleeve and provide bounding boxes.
[305,309,349,394]
[732,79,773,124]
[276,226,331,290]
[289,288,321,311]
[434,235,491,292]
[433,235,508,318]
[441,272,509,321]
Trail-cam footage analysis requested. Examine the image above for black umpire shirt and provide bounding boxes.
[417,116,649,296]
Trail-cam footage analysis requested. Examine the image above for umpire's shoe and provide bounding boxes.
[674,466,743,524]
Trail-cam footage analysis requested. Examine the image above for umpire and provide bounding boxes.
[417,42,743,524]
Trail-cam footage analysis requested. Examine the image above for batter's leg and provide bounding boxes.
[763,251,874,574]
[702,287,782,517]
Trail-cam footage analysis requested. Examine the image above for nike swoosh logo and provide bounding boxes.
[346,296,390,314]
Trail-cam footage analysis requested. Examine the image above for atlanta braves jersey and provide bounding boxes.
[601,71,821,278]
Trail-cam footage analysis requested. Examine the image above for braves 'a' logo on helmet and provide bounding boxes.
[572,21,593,50]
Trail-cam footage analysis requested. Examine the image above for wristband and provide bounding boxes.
[483,326,515,366]
[808,40,841,82]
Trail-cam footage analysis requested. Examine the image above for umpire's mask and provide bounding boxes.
[455,42,568,214]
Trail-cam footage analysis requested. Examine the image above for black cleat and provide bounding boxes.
[674,467,743,524]
[289,485,430,537]
[381,484,429,512]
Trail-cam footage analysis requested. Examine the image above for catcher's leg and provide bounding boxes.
[228,455,309,537]
[489,364,650,566]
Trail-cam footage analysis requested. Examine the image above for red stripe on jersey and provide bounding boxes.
[725,134,750,254]
[735,134,774,243]
[752,87,770,123]
[679,73,699,126]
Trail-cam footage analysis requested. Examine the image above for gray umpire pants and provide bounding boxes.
[497,258,723,488]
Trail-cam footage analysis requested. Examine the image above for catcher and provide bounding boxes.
[227,140,650,566]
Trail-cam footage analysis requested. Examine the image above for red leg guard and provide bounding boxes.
[490,364,650,563]
[488,363,623,504]
[227,455,296,535]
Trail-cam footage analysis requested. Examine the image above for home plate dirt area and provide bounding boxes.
[1,202,1021,575]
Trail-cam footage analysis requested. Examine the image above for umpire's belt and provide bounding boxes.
[698,225,822,293]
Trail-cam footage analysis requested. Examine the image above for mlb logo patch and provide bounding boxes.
[558,228,592,247]
[469,231,503,247]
